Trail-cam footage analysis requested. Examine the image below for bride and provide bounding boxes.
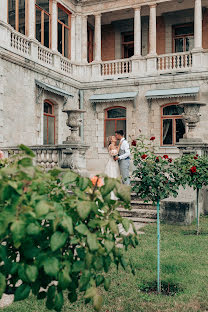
[104,136,121,179]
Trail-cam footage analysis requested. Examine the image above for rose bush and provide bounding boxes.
[0,145,137,311]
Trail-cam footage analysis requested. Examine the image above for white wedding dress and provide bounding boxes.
[104,148,121,200]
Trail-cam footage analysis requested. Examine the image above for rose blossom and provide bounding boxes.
[91,176,104,187]
[132,140,137,147]
[163,155,169,159]
[141,154,147,159]
[190,166,197,174]
[194,156,198,160]
[155,157,160,162]
[0,150,4,159]
[150,136,156,141]
[168,158,172,163]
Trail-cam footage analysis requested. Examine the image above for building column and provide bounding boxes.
[0,0,8,23]
[82,15,88,63]
[71,14,76,61]
[51,0,58,51]
[148,4,157,56]
[75,14,82,62]
[134,7,141,57]
[194,0,202,50]
[94,13,101,62]
[27,0,36,39]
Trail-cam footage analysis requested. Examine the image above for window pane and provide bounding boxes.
[19,0,25,34]
[48,116,55,144]
[186,36,194,51]
[36,0,49,13]
[117,120,126,137]
[163,105,184,116]
[175,24,194,36]
[163,119,173,145]
[58,22,62,54]
[64,27,69,58]
[44,13,50,48]
[175,38,184,52]
[123,34,134,42]
[44,102,52,114]
[8,0,16,29]
[176,119,185,143]
[105,120,115,146]
[107,108,126,119]
[36,8,41,43]
[58,7,69,26]
[43,115,48,144]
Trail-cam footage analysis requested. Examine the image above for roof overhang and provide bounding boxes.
[145,87,200,100]
[90,92,138,108]
[35,80,74,98]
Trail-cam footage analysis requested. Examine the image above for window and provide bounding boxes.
[173,23,194,53]
[35,0,51,48]
[122,32,134,58]
[8,0,27,35]
[104,107,126,146]
[161,104,185,146]
[43,101,55,144]
[58,4,71,58]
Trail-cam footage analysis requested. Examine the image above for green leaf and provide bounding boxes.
[72,261,85,273]
[87,233,99,251]
[109,220,119,235]
[0,273,6,299]
[104,277,111,291]
[61,215,73,235]
[26,265,38,283]
[116,184,131,204]
[58,268,72,290]
[96,275,104,287]
[62,171,78,184]
[26,223,41,236]
[77,201,92,220]
[79,177,89,191]
[18,157,33,167]
[11,220,26,247]
[104,240,114,253]
[35,200,52,218]
[101,178,116,197]
[54,291,64,312]
[46,285,56,309]
[50,231,68,252]
[79,271,90,291]
[122,218,130,232]
[14,284,31,302]
[19,144,35,157]
[84,287,97,299]
[43,257,59,277]
[75,223,89,235]
[93,294,103,312]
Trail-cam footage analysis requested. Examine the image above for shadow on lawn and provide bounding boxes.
[139,280,183,296]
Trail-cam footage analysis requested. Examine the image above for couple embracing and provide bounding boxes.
[105,130,130,185]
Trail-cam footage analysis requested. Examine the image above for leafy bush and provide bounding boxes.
[0,145,138,311]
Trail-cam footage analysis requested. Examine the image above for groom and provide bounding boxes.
[114,130,130,185]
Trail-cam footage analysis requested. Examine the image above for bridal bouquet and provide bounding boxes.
[109,149,118,157]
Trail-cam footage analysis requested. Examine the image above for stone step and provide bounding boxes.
[118,208,157,219]
[127,217,156,224]
[130,200,157,210]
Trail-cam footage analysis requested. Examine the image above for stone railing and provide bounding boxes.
[157,52,192,72]
[38,45,53,65]
[10,30,30,55]
[2,145,65,169]
[101,59,132,76]
[60,56,73,75]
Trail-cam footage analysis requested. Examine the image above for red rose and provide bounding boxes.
[150,136,156,141]
[190,166,197,174]
[196,154,199,157]
[132,140,137,146]
[155,157,160,162]
[168,158,172,163]
[163,155,169,159]
[141,154,147,159]
[194,156,198,160]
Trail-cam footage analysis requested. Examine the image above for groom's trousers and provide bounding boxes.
[119,159,130,185]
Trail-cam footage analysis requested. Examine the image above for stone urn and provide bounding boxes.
[62,109,86,144]
[178,101,206,141]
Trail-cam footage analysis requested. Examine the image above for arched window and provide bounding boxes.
[43,101,55,144]
[104,107,126,146]
[161,103,185,146]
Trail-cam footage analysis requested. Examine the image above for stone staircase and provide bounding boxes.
[118,193,157,231]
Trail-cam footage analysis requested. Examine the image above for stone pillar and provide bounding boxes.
[51,0,58,51]
[82,15,88,63]
[134,7,141,57]
[71,14,76,61]
[148,4,157,56]
[94,13,101,62]
[27,0,36,39]
[75,14,82,62]
[0,0,7,23]
[194,0,202,50]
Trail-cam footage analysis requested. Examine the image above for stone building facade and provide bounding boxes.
[1,0,208,174]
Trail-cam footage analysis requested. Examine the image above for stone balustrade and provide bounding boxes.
[10,30,30,55]
[157,52,192,72]
[100,59,132,76]
[38,46,53,65]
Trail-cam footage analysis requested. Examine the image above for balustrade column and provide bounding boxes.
[134,7,141,57]
[28,0,36,39]
[148,4,157,56]
[51,0,58,51]
[82,15,88,63]
[94,13,101,62]
[71,14,76,61]
[194,0,202,50]
[0,0,7,23]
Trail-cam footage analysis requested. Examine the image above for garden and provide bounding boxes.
[0,137,208,312]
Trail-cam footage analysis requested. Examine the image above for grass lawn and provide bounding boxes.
[3,217,208,312]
